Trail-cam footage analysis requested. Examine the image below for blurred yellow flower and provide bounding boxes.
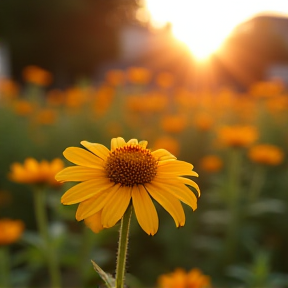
[0,219,24,245]
[248,144,284,166]
[13,100,34,116]
[22,65,53,86]
[217,125,258,148]
[200,155,223,173]
[126,67,151,85]
[158,268,212,288]
[105,69,125,86]
[56,137,199,235]
[9,158,64,187]
[155,72,174,89]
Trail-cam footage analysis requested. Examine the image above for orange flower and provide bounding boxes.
[105,69,125,86]
[249,80,284,98]
[46,89,65,106]
[22,65,53,86]
[13,100,34,116]
[0,78,19,98]
[153,136,180,156]
[93,85,115,116]
[65,87,88,109]
[0,219,24,245]
[9,158,64,187]
[158,268,212,288]
[126,67,151,85]
[34,108,57,125]
[161,115,187,133]
[200,155,223,173]
[248,144,284,166]
[194,113,214,131]
[155,72,174,89]
[217,125,258,148]
[126,93,168,113]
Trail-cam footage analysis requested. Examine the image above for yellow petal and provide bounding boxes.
[81,141,110,161]
[61,178,114,205]
[152,149,177,161]
[158,159,194,169]
[101,186,132,228]
[76,191,110,221]
[157,160,198,177]
[111,137,126,151]
[63,147,103,168]
[84,210,103,233]
[138,140,148,148]
[127,139,138,145]
[177,177,201,197]
[24,158,39,172]
[152,178,197,210]
[154,175,200,197]
[132,185,159,235]
[145,183,185,227]
[55,166,106,183]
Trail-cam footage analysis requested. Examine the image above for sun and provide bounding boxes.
[139,0,288,61]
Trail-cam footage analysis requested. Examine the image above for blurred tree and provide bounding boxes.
[0,0,138,86]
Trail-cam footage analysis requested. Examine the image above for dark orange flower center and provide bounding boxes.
[105,145,157,186]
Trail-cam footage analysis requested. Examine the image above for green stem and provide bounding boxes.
[0,246,11,288]
[115,205,133,288]
[224,148,242,264]
[79,226,96,284]
[33,187,62,288]
[249,165,265,202]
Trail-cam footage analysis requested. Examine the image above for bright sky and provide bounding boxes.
[138,0,288,60]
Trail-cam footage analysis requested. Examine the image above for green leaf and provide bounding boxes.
[91,259,115,288]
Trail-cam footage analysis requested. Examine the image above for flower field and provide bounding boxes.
[1,66,288,288]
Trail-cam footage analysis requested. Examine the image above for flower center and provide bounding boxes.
[105,145,158,186]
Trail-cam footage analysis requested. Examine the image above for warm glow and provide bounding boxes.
[142,0,288,60]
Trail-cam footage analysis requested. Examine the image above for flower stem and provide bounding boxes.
[225,148,242,264]
[249,165,265,202]
[0,246,11,288]
[33,187,62,288]
[115,205,133,288]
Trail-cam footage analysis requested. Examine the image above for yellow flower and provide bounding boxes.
[199,155,223,173]
[0,219,24,245]
[158,268,212,288]
[56,137,199,235]
[248,144,284,166]
[9,158,64,187]
[217,125,258,148]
